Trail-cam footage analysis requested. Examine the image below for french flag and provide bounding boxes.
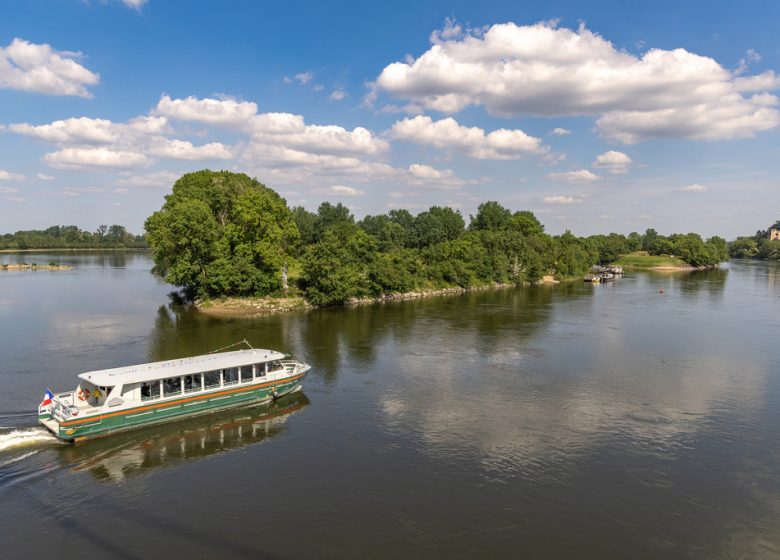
[40,389,53,409]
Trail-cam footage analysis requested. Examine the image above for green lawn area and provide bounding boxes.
[613,252,689,268]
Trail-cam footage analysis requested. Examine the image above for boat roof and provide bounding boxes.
[77,349,286,387]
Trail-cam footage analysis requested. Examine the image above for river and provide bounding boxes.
[0,251,778,559]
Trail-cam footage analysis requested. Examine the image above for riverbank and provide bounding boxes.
[196,277,561,317]
[0,247,147,253]
[1,263,72,271]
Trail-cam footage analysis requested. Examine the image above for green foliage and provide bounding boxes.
[145,170,298,298]
[139,168,730,306]
[729,237,758,258]
[313,202,355,242]
[730,221,780,260]
[510,210,545,236]
[757,239,780,260]
[412,206,465,247]
[470,201,512,231]
[300,230,370,305]
[290,206,317,255]
[0,224,145,250]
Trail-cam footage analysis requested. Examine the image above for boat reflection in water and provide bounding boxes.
[59,391,309,482]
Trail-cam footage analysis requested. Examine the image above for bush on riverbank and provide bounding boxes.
[729,220,780,260]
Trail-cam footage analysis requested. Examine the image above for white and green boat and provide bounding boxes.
[38,346,310,443]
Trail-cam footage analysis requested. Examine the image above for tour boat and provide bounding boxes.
[37,346,310,443]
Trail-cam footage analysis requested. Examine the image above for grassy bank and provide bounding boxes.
[613,252,691,269]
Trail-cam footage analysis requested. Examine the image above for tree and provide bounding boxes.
[626,231,643,252]
[145,170,298,297]
[469,201,512,231]
[313,202,355,242]
[510,210,544,236]
[358,213,391,238]
[291,206,317,254]
[412,206,465,247]
[642,228,658,252]
[145,198,218,291]
[300,229,373,305]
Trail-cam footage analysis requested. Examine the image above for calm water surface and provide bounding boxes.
[1,252,779,559]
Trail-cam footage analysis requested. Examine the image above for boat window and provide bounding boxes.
[141,381,160,401]
[240,365,253,383]
[223,367,239,385]
[204,371,220,389]
[255,363,266,377]
[268,360,284,372]
[163,376,182,397]
[184,373,202,393]
[121,384,135,398]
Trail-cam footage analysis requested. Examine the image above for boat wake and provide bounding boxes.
[0,450,40,468]
[0,427,62,453]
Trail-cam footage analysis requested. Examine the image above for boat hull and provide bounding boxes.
[40,373,306,443]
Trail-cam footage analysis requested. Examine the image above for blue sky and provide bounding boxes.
[1,0,779,237]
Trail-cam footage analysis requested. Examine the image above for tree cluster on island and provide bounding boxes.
[729,221,780,260]
[0,224,146,250]
[145,170,728,306]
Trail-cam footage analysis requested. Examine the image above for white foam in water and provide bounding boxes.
[0,428,61,452]
[0,450,40,468]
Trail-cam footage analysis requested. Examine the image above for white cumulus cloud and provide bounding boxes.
[330,185,364,196]
[284,71,314,85]
[114,171,180,188]
[10,117,119,144]
[407,163,464,189]
[547,169,601,183]
[680,183,709,192]
[373,21,780,142]
[0,170,24,181]
[593,150,632,173]
[543,195,580,204]
[121,0,148,11]
[154,94,258,126]
[550,127,571,136]
[43,147,149,169]
[329,88,348,101]
[148,138,233,160]
[389,115,549,159]
[0,38,99,97]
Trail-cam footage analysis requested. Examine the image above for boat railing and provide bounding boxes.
[48,392,100,422]
[281,359,305,375]
[49,393,77,422]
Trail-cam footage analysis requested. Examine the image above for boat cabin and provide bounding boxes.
[48,350,292,419]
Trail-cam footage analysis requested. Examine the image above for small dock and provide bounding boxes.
[584,265,623,283]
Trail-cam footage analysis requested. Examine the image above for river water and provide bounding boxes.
[0,251,778,559]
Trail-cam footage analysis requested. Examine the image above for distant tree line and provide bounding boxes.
[0,224,147,250]
[145,170,728,305]
[729,221,780,260]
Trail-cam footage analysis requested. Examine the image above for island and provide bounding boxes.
[140,170,729,316]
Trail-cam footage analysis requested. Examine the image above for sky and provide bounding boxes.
[1,0,779,238]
